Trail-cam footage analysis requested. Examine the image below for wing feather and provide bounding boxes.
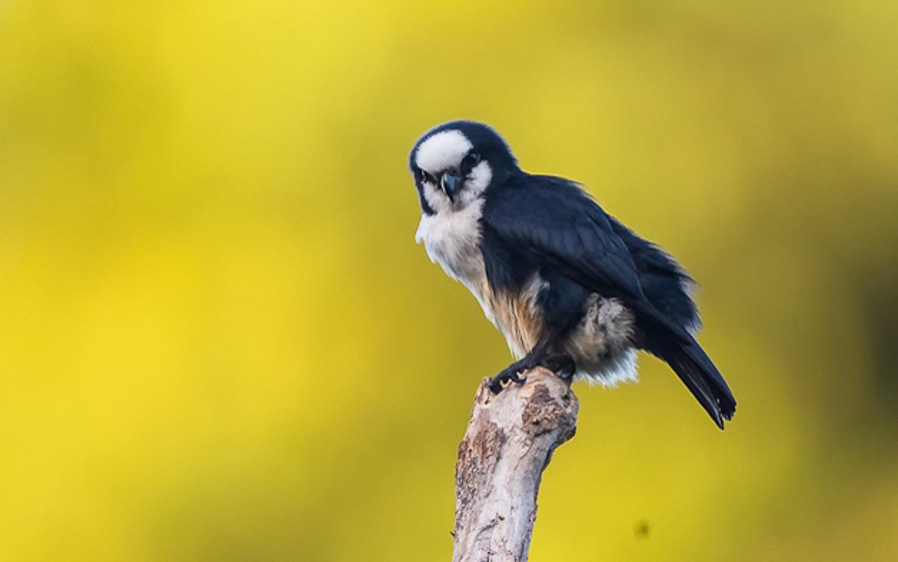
[482,175,644,301]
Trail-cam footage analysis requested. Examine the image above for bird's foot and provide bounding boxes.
[488,352,575,393]
[543,353,576,381]
[488,362,530,394]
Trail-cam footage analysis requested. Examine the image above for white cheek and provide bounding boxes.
[467,161,492,195]
[458,161,492,207]
[421,180,451,214]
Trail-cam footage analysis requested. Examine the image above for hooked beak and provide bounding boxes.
[440,171,463,202]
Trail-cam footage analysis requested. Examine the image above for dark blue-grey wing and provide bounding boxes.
[483,175,735,426]
[482,175,644,301]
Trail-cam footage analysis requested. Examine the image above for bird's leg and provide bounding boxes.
[488,340,551,393]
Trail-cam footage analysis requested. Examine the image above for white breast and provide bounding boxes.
[416,203,546,359]
[416,200,487,288]
[416,201,502,325]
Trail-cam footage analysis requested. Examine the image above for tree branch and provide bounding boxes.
[452,368,579,562]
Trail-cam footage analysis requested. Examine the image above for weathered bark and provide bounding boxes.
[452,368,579,562]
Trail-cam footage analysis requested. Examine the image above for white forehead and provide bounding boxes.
[415,130,472,173]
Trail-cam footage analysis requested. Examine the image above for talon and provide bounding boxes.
[543,353,576,381]
[557,359,576,380]
[557,369,574,381]
[488,372,511,393]
[488,364,529,393]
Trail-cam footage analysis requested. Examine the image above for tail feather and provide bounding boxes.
[662,338,736,429]
[634,300,735,428]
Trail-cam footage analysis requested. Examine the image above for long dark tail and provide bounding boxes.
[659,336,736,429]
[636,303,736,429]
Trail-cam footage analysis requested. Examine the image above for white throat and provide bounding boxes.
[413,128,498,332]
[415,198,486,286]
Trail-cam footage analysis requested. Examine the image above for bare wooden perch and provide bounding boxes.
[452,368,579,562]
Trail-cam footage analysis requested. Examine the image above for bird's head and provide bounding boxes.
[409,121,519,215]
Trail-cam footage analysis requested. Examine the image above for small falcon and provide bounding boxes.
[410,121,736,428]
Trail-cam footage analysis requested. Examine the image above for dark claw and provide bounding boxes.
[544,353,576,381]
[488,365,528,393]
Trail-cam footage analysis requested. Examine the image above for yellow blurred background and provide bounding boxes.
[2,1,897,560]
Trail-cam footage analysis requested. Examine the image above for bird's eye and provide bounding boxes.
[460,151,481,174]
[418,169,434,184]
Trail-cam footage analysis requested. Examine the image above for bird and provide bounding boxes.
[409,120,736,428]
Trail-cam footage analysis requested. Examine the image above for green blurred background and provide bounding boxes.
[2,1,897,560]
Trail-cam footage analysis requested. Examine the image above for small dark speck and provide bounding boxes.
[635,520,650,539]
